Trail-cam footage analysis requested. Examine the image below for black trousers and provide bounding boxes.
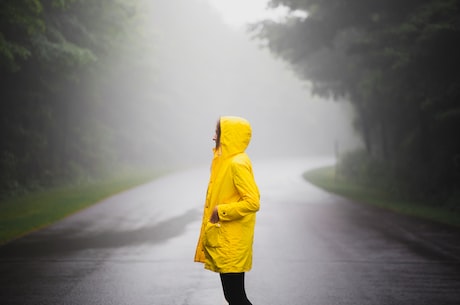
[220,272,253,305]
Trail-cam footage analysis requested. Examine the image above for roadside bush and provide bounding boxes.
[336,149,454,205]
[337,150,393,189]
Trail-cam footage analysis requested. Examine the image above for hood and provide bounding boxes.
[218,116,252,157]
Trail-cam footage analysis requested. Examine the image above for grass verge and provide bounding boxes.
[303,166,460,227]
[0,171,164,245]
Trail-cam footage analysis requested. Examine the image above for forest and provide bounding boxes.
[0,0,148,197]
[1,0,459,207]
[256,0,460,205]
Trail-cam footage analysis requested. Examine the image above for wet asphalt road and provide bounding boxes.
[1,158,460,305]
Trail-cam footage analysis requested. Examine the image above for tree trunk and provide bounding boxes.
[357,102,372,155]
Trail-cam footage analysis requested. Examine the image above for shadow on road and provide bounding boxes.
[0,209,201,259]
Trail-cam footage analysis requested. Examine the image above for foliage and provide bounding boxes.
[0,0,44,71]
[0,0,144,197]
[256,0,460,201]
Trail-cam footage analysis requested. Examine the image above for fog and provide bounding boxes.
[102,0,360,169]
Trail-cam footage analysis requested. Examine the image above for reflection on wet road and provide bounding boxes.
[0,158,459,305]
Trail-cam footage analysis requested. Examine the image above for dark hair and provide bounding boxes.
[215,120,221,149]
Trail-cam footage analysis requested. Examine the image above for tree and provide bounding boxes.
[0,0,139,196]
[0,0,45,72]
[256,0,460,200]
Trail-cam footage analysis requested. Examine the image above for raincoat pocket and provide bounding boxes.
[203,222,222,248]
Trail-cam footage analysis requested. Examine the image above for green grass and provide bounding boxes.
[0,171,164,245]
[304,166,460,227]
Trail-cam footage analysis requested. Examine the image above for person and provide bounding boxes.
[194,116,260,305]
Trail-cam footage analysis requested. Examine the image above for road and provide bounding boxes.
[0,158,460,305]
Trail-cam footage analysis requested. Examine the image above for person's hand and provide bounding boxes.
[210,206,219,224]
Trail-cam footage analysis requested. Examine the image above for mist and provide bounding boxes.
[99,0,360,169]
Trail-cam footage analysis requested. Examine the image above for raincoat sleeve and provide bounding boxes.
[218,159,260,221]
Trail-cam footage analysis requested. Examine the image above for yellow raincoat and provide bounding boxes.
[194,116,260,273]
